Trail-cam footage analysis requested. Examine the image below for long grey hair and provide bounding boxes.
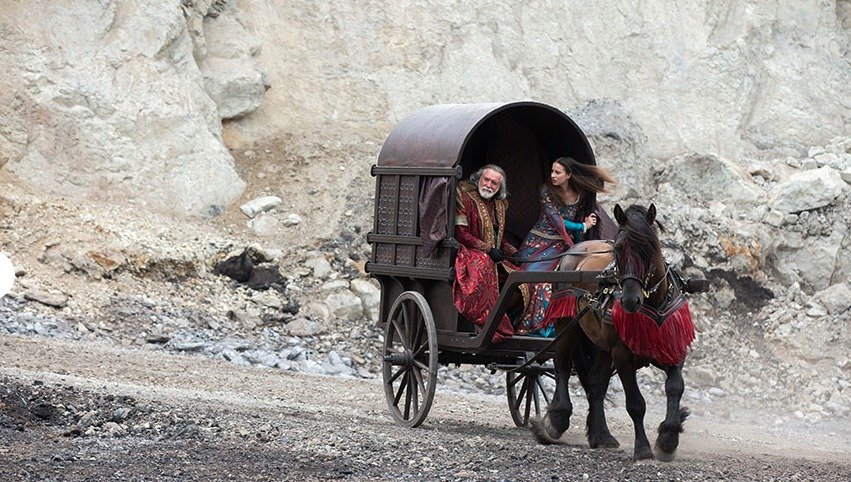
[468,164,508,200]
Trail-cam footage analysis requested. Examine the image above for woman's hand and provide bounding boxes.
[583,213,597,232]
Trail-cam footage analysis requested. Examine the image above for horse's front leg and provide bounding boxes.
[613,348,653,460]
[530,330,577,444]
[655,363,690,461]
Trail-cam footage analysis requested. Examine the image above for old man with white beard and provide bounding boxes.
[452,164,518,342]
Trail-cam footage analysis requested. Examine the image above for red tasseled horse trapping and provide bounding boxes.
[611,296,694,366]
[541,290,578,327]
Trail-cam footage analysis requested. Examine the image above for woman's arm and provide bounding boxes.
[563,219,585,233]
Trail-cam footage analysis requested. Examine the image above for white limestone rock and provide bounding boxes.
[326,290,364,320]
[304,257,333,279]
[287,317,322,336]
[771,231,845,292]
[350,278,381,322]
[659,154,765,207]
[240,196,283,218]
[769,167,847,214]
[814,283,851,315]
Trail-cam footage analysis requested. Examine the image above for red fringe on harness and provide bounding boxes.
[611,300,694,366]
[542,293,578,326]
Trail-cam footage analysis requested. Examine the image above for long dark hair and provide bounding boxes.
[547,156,616,222]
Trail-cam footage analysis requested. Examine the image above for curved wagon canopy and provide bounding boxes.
[377,101,596,171]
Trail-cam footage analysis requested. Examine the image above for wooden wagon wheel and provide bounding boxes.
[505,364,555,427]
[382,291,439,428]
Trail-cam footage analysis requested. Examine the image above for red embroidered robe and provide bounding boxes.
[452,181,518,342]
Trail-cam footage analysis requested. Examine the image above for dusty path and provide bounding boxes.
[1,334,849,481]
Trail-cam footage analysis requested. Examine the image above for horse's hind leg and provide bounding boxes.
[614,350,653,460]
[582,349,619,449]
[655,363,690,461]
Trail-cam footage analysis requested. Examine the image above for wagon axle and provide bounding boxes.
[384,352,413,367]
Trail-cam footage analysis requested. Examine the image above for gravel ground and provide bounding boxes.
[1,335,849,482]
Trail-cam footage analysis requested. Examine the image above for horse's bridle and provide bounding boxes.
[612,228,668,299]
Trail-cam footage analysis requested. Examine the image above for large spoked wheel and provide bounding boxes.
[382,291,439,428]
[506,365,555,427]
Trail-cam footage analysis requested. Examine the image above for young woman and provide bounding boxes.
[514,157,617,336]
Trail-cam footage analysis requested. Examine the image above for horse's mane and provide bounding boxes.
[620,205,664,272]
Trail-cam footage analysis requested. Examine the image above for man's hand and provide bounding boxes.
[488,248,504,263]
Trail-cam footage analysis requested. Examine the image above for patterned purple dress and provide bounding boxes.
[514,187,582,336]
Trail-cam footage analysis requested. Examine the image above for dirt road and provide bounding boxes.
[1,334,849,481]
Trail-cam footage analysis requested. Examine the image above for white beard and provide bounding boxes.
[479,187,496,199]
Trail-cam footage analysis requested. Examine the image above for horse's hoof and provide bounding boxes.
[529,417,563,445]
[634,446,655,461]
[590,434,620,449]
[655,448,676,462]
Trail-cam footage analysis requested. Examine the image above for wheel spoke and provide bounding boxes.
[394,371,409,405]
[412,344,428,360]
[413,366,427,395]
[523,379,534,422]
[508,373,525,389]
[401,302,411,337]
[404,372,413,419]
[542,371,556,381]
[413,359,429,371]
[411,369,419,414]
[514,378,529,411]
[391,317,411,351]
[531,380,541,415]
[411,311,424,351]
[388,365,406,383]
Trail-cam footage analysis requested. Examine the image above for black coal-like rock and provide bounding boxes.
[215,250,254,283]
[247,265,284,291]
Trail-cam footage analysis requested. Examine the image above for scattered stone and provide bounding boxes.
[247,264,284,291]
[325,291,364,320]
[239,196,283,218]
[659,153,765,207]
[321,350,356,376]
[769,167,847,213]
[228,309,260,329]
[286,317,321,337]
[221,347,249,366]
[350,279,380,322]
[112,408,132,422]
[282,213,302,226]
[24,291,69,308]
[320,280,349,291]
[762,208,785,227]
[170,341,208,352]
[146,333,171,344]
[103,421,127,437]
[252,291,283,309]
[815,283,851,315]
[304,257,333,279]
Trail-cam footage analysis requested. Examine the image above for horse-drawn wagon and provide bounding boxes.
[365,101,604,428]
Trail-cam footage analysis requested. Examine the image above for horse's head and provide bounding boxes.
[612,203,664,313]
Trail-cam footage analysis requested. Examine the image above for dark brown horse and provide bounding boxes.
[531,203,694,461]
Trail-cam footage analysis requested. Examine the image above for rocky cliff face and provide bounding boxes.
[235,1,848,160]
[1,1,847,214]
[0,0,266,215]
